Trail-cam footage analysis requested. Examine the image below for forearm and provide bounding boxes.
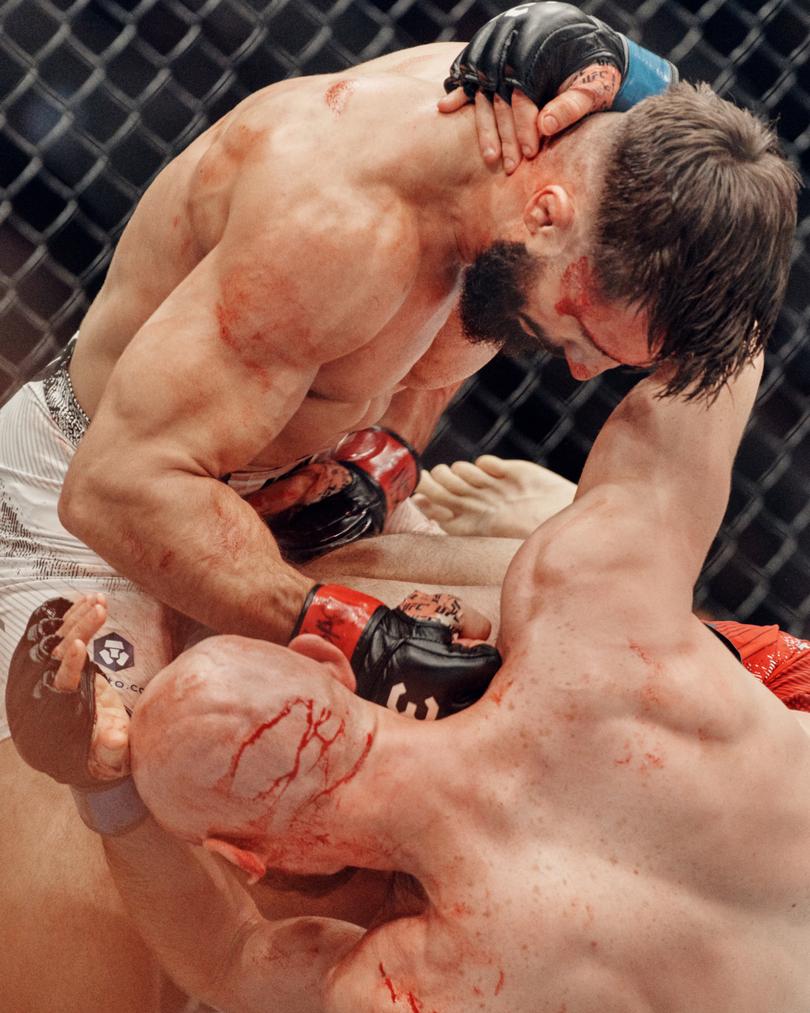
[380,383,464,452]
[302,533,520,588]
[104,819,359,1013]
[60,465,310,641]
[103,817,259,1005]
[577,357,762,567]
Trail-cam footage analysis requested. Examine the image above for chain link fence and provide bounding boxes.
[1,0,808,630]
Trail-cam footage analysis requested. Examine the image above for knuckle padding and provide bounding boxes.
[6,597,101,788]
[267,467,383,563]
[354,610,501,717]
[447,2,626,104]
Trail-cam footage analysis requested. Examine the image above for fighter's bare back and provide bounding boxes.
[318,372,810,1012]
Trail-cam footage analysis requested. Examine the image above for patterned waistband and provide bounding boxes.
[41,337,90,449]
[34,338,316,492]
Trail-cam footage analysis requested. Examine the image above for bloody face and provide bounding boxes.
[460,242,653,380]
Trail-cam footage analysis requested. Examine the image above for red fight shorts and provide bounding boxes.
[709,621,810,713]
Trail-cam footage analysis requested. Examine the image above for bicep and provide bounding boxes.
[80,248,321,479]
[500,486,694,650]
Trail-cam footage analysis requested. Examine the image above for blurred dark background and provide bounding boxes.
[1,0,808,629]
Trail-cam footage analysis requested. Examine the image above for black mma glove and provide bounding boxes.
[445,1,677,111]
[252,428,421,563]
[6,598,147,835]
[293,584,501,719]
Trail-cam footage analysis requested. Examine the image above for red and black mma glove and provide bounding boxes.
[252,428,421,563]
[294,584,501,719]
[5,598,146,836]
[445,1,677,112]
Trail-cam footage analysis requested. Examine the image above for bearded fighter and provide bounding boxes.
[1,4,800,1009]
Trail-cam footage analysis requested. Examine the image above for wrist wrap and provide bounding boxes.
[613,36,678,111]
[71,777,149,836]
[333,428,421,517]
[293,583,386,664]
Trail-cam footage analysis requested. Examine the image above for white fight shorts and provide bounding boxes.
[0,345,180,740]
[0,340,302,742]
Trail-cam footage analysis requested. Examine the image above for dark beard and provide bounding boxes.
[459,241,565,359]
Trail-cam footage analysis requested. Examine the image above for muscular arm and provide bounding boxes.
[104,819,362,1013]
[501,357,763,640]
[60,145,413,641]
[575,356,762,587]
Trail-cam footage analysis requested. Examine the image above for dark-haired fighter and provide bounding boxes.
[0,11,799,1010]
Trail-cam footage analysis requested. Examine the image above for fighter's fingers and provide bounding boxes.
[492,94,521,174]
[539,87,596,136]
[437,87,469,113]
[473,454,510,478]
[94,673,128,717]
[473,91,502,167]
[428,463,474,496]
[90,675,131,777]
[511,89,543,159]
[455,602,492,642]
[541,63,622,136]
[52,638,87,692]
[90,722,131,779]
[58,602,107,658]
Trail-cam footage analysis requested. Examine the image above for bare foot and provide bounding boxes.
[413,456,577,539]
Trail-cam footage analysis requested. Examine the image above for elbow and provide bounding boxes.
[58,462,102,544]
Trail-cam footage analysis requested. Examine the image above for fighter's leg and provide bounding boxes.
[414,455,577,538]
[299,531,517,641]
[0,583,180,1013]
[0,740,174,1012]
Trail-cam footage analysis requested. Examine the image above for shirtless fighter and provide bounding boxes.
[1,9,692,1008]
[0,4,800,1009]
[28,349,810,1012]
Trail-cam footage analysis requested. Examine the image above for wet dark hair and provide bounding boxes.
[593,82,799,399]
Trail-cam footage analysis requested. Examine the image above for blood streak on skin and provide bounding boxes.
[325,79,355,116]
[218,698,372,812]
[628,641,655,667]
[214,284,271,388]
[555,256,633,375]
[555,256,593,322]
[495,969,505,995]
[379,963,398,1002]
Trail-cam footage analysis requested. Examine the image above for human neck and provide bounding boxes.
[419,110,610,265]
[291,709,449,880]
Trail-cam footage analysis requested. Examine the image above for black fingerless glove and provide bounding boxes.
[293,584,501,719]
[265,428,421,563]
[6,598,147,835]
[445,1,677,111]
[6,597,100,787]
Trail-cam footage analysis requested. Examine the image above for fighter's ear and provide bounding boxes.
[287,634,357,692]
[203,838,267,885]
[523,185,574,250]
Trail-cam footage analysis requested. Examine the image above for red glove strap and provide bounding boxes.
[334,428,420,516]
[294,583,385,663]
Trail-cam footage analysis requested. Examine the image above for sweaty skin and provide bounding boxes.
[58,43,650,646]
[102,356,810,1013]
